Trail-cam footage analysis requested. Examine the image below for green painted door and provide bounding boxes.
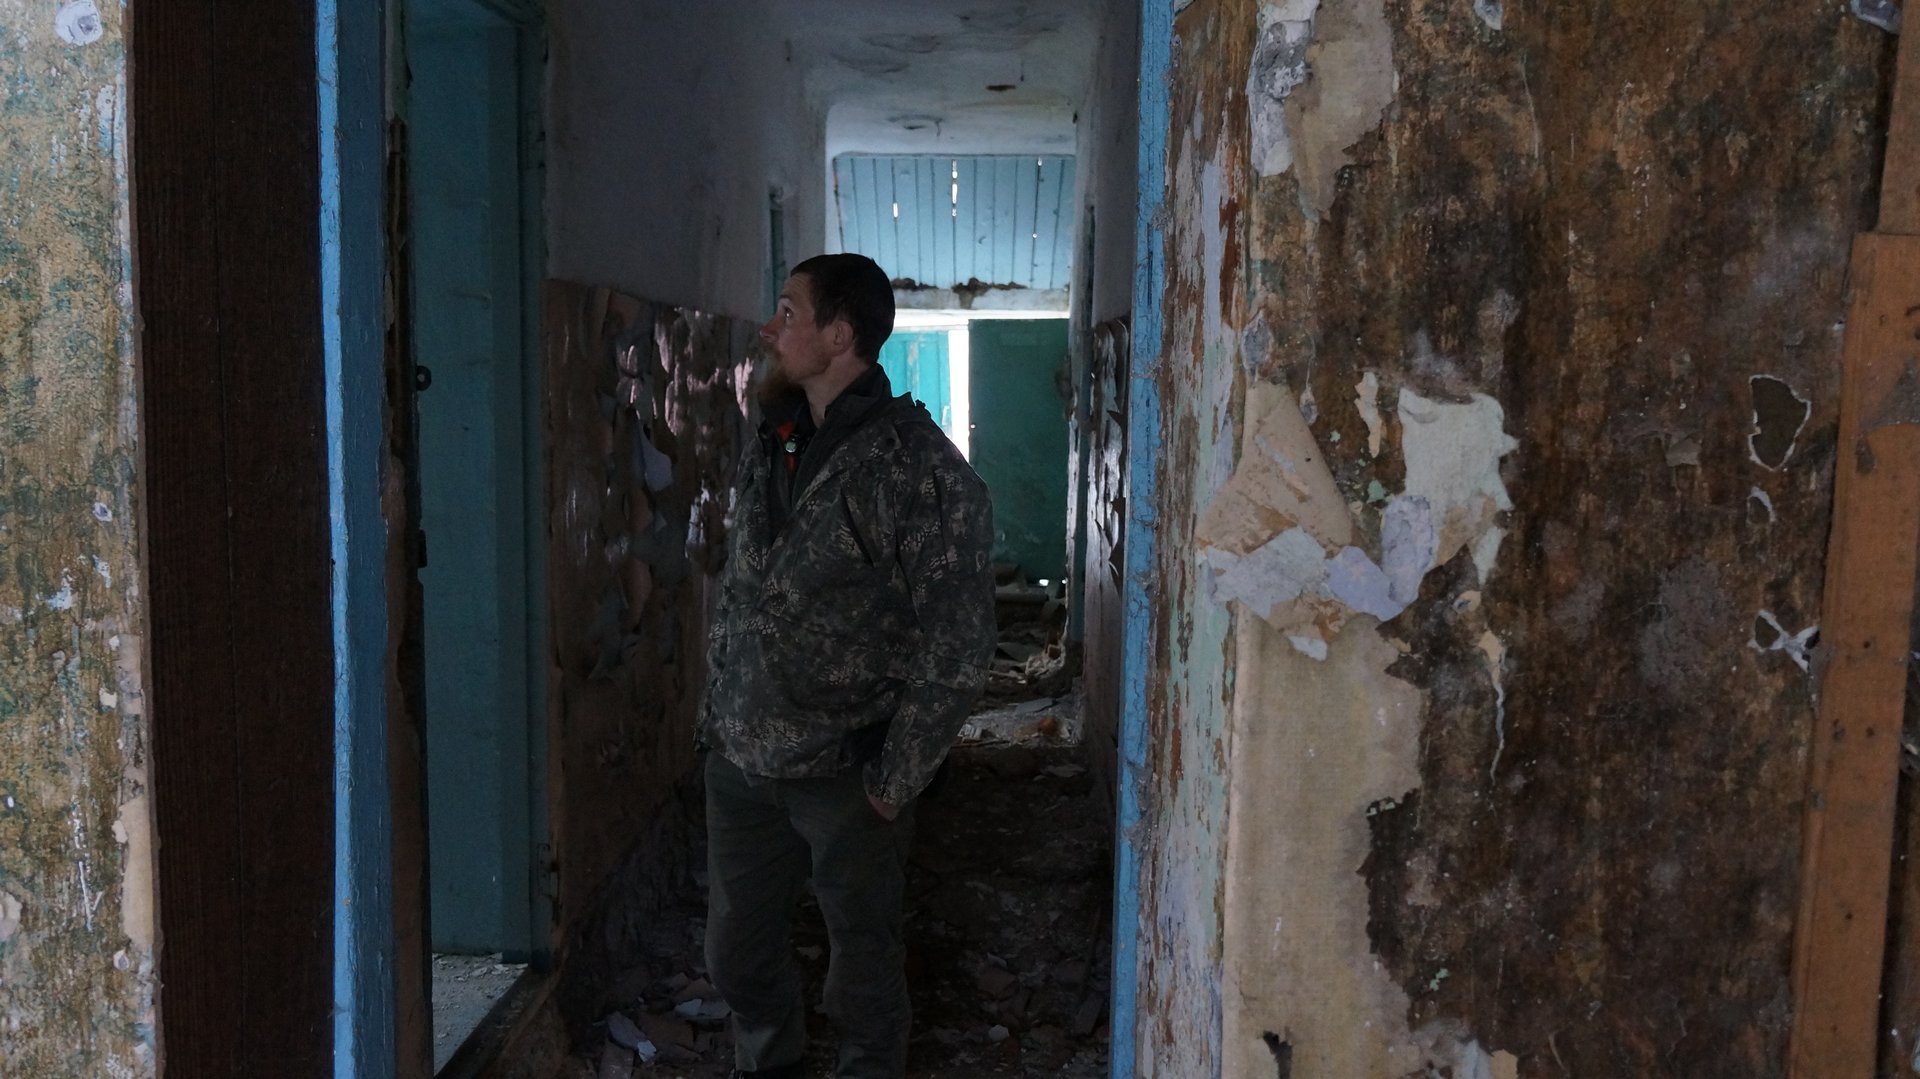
[879,330,954,435]
[967,320,1070,583]
[410,13,539,960]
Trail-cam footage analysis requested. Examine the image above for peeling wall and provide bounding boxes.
[541,282,753,1008]
[1143,0,1888,1074]
[0,0,158,1072]
[1075,0,1142,325]
[546,0,827,321]
[1081,320,1130,797]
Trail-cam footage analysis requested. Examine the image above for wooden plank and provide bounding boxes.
[133,0,337,1074]
[834,155,858,253]
[1013,157,1040,285]
[1880,17,1920,237]
[956,157,982,284]
[1033,157,1065,288]
[892,157,922,282]
[1788,231,1920,1077]
[870,157,898,276]
[1050,158,1077,291]
[927,157,952,288]
[992,157,1020,283]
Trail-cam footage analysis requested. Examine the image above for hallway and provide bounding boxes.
[20,0,1920,1076]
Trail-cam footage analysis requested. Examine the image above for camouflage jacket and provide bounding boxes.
[699,382,996,806]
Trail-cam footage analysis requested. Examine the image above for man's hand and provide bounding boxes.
[866,793,900,821]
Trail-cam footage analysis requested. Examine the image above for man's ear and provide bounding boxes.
[827,316,855,356]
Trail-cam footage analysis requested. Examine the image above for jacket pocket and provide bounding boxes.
[842,491,880,566]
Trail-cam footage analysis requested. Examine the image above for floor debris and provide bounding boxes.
[562,743,1111,1077]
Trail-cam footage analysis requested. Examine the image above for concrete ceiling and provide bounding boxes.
[773,1,1101,158]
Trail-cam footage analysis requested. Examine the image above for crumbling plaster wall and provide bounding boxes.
[542,284,753,1022]
[1068,0,1139,795]
[1076,0,1142,326]
[0,1,158,1073]
[1140,0,1889,1075]
[546,0,826,322]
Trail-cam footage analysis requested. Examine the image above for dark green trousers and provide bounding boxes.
[704,752,915,1078]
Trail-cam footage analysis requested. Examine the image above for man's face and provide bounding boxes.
[759,274,838,387]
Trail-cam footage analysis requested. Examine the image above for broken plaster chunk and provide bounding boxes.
[1356,370,1385,457]
[1248,10,1318,178]
[1284,0,1396,219]
[1397,389,1518,578]
[1287,633,1331,660]
[0,890,20,942]
[1853,0,1902,34]
[1203,527,1329,622]
[1381,495,1437,603]
[1750,610,1817,672]
[1473,0,1503,30]
[1196,380,1353,554]
[1326,545,1403,621]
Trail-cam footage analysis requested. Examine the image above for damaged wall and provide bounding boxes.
[541,283,754,1020]
[1067,0,1140,794]
[546,0,827,321]
[0,1,157,1071]
[1138,0,1890,1074]
[1074,0,1142,327]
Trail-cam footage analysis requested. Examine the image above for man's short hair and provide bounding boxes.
[792,253,895,362]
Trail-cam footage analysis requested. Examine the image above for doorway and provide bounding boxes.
[404,0,548,1067]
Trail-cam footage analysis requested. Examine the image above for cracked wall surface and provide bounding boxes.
[1144,0,1888,1074]
[0,1,158,1072]
[542,283,754,1024]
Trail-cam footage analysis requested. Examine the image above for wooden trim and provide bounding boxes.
[1879,21,1920,237]
[132,1,337,1074]
[1789,230,1920,1074]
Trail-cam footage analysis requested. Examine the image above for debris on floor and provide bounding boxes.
[986,574,1078,703]
[568,744,1111,1078]
[432,952,527,1071]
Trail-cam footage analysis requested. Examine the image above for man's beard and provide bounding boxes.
[754,355,803,406]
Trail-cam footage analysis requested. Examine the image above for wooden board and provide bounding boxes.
[132,0,337,1074]
[1789,231,1920,1076]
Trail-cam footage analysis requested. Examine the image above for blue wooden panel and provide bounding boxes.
[1016,158,1042,286]
[866,156,896,277]
[1033,157,1064,288]
[1049,158,1076,289]
[834,155,857,253]
[992,157,1020,283]
[921,158,940,281]
[961,157,987,282]
[891,158,920,281]
[831,154,1075,290]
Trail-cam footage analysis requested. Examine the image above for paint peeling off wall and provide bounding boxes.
[1151,0,1886,1073]
[0,1,158,1072]
[1080,320,1130,797]
[541,282,755,1023]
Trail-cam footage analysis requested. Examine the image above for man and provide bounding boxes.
[699,253,997,1078]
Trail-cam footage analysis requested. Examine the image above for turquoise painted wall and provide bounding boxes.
[878,330,953,435]
[967,320,1070,582]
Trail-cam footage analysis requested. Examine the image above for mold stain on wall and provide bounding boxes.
[540,283,757,1031]
[0,1,158,1072]
[1148,0,1890,1075]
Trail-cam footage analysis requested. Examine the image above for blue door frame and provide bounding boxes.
[1113,1,1172,1076]
[319,0,1166,1073]
[318,0,395,1073]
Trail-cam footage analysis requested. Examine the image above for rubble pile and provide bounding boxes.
[572,749,1111,1078]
